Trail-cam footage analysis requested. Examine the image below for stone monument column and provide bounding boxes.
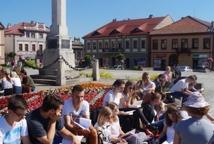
[40,0,76,85]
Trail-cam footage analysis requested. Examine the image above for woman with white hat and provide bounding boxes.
[173,92,214,144]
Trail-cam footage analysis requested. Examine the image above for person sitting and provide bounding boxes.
[0,95,31,144]
[163,66,173,83]
[11,71,22,94]
[120,81,136,108]
[136,72,156,96]
[169,75,196,102]
[158,105,182,144]
[133,92,162,131]
[103,79,125,106]
[20,70,35,93]
[174,92,214,144]
[62,85,98,144]
[27,94,80,144]
[94,106,126,144]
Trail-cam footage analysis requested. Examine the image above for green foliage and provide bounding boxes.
[132,66,141,70]
[150,73,159,81]
[115,53,125,62]
[84,55,92,66]
[7,52,16,58]
[100,70,113,79]
[24,59,38,69]
[80,72,92,78]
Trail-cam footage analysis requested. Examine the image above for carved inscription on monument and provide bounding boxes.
[61,39,70,49]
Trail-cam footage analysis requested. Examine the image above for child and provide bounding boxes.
[94,106,126,144]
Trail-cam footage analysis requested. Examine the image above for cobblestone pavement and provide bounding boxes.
[27,68,214,114]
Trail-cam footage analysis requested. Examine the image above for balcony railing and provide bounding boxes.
[102,48,125,53]
[175,48,191,54]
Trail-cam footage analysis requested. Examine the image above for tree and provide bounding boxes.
[115,53,125,64]
[84,54,92,67]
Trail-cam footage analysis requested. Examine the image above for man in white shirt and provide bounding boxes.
[170,75,196,102]
[62,85,98,144]
[0,96,31,144]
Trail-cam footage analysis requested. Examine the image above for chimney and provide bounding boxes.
[112,18,117,22]
[148,14,153,19]
[7,23,12,28]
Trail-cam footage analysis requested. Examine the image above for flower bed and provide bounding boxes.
[0,82,111,114]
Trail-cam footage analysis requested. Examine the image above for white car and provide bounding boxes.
[176,66,192,72]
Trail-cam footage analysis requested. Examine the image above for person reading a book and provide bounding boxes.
[62,85,98,144]
[94,106,127,144]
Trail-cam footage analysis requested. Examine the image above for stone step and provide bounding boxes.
[33,78,57,86]
[31,74,57,80]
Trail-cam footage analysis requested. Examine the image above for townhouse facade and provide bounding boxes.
[83,15,173,68]
[72,37,84,66]
[150,16,214,70]
[0,22,5,64]
[5,21,49,60]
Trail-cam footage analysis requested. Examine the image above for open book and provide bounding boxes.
[74,117,92,129]
[121,129,136,140]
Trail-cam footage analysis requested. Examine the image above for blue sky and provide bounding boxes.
[0,0,214,39]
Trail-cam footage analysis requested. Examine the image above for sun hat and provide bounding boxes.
[183,91,209,108]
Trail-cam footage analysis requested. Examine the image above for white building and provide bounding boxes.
[0,22,5,64]
[5,21,49,60]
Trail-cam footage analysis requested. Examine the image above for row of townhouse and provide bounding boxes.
[0,21,84,66]
[0,22,5,64]
[83,15,214,70]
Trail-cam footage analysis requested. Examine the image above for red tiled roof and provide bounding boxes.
[0,22,4,30]
[151,16,211,35]
[5,22,49,35]
[83,16,166,38]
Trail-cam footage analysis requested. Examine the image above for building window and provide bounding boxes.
[192,38,199,49]
[26,32,30,38]
[39,44,43,51]
[181,39,188,49]
[39,33,43,39]
[133,40,138,49]
[203,38,210,49]
[25,44,29,51]
[141,40,145,49]
[32,44,36,51]
[87,42,91,49]
[111,41,115,48]
[19,44,23,51]
[152,39,158,50]
[31,33,35,38]
[161,39,167,49]
[105,42,108,48]
[93,42,97,50]
[125,40,130,49]
[172,39,178,49]
[118,41,122,48]
[99,42,102,49]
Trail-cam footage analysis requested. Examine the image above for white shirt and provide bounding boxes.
[2,78,13,89]
[11,77,22,87]
[62,98,90,118]
[0,116,28,144]
[170,79,188,93]
[103,90,123,106]
[110,117,121,138]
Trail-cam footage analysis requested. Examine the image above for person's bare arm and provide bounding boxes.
[21,136,32,144]
[60,127,80,144]
[173,132,181,144]
[36,121,56,144]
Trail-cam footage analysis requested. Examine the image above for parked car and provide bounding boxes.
[176,65,192,72]
[113,65,124,70]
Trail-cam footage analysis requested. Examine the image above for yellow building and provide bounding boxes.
[0,22,5,64]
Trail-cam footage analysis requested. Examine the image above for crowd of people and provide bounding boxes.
[0,67,35,96]
[0,66,214,144]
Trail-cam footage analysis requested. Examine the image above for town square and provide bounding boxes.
[0,0,214,144]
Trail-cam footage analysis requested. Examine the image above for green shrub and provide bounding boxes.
[150,73,159,81]
[24,59,38,69]
[100,70,113,79]
[80,72,92,78]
